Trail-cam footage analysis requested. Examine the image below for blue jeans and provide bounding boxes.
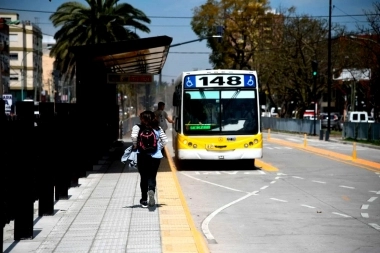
[137,153,161,200]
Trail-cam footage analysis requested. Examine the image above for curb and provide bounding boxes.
[163,146,210,253]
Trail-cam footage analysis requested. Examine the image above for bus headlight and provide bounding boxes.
[244,143,249,148]
[249,141,254,146]
[188,142,192,147]
[183,140,188,145]
[254,139,258,144]
[193,144,197,148]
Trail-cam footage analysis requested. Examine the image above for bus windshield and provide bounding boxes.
[183,89,258,135]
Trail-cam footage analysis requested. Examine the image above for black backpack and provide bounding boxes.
[137,124,158,154]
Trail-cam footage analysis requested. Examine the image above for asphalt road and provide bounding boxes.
[167,130,380,253]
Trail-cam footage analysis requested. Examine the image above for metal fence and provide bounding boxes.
[261,117,321,136]
[261,117,380,141]
[342,122,380,140]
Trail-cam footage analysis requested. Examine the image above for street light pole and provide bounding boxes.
[326,0,332,141]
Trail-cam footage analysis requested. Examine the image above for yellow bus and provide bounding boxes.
[171,69,263,165]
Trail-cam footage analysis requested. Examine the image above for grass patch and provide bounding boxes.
[342,138,380,146]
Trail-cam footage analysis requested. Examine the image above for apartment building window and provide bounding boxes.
[9,53,18,60]
[10,73,19,81]
[9,34,18,42]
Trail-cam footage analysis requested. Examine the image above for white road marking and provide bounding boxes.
[369,223,380,230]
[292,176,304,179]
[265,146,292,150]
[361,204,369,209]
[277,173,287,176]
[369,191,380,194]
[244,171,266,175]
[339,185,355,189]
[260,186,269,190]
[201,191,259,241]
[222,171,238,175]
[270,181,276,184]
[361,213,369,218]
[332,212,352,218]
[275,176,281,180]
[312,180,326,184]
[181,173,247,193]
[301,204,316,209]
[287,138,300,142]
[201,172,221,175]
[368,197,378,202]
[270,198,288,202]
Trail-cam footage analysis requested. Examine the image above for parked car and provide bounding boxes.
[320,113,341,131]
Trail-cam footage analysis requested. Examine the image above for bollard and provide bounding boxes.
[352,142,357,160]
[319,130,324,140]
[303,134,307,147]
[268,129,271,140]
[325,130,330,141]
[13,101,35,240]
[119,120,123,140]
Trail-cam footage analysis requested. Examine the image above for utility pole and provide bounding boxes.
[312,60,318,136]
[326,0,332,141]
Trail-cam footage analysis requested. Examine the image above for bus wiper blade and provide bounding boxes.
[223,89,240,112]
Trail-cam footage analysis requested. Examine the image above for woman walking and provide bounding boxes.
[131,111,168,207]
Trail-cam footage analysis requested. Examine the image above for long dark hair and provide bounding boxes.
[140,110,159,130]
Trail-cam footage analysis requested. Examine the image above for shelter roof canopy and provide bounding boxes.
[70,35,173,75]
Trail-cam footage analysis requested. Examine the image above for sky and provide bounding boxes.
[0,0,376,84]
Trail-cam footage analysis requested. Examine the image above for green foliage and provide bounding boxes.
[191,0,271,70]
[49,0,151,82]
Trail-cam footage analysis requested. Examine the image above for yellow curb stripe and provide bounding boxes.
[267,138,380,172]
[158,146,210,253]
[255,159,279,171]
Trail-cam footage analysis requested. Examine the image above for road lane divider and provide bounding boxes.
[267,138,380,172]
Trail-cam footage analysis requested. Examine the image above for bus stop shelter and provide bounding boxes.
[69,35,173,165]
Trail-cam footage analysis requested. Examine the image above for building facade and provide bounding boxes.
[42,42,56,102]
[0,18,10,96]
[0,12,43,102]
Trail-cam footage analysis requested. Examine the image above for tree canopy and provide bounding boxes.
[49,0,151,83]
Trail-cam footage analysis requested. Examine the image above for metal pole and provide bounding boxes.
[0,60,3,96]
[326,0,332,140]
[313,75,317,135]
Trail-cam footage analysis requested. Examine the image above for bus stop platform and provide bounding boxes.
[3,141,208,253]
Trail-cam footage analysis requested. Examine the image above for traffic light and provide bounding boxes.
[311,60,318,77]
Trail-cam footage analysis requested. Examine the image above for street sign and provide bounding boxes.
[2,94,12,115]
[107,73,153,84]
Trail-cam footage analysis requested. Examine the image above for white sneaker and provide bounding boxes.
[148,190,155,207]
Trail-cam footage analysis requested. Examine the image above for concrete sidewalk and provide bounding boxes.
[3,141,208,253]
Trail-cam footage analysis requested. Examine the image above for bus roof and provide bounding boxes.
[181,69,257,75]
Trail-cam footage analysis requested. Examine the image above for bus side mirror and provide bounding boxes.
[172,91,181,106]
